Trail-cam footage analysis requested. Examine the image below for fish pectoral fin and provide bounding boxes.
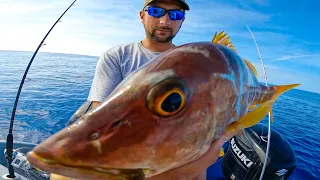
[219,148,225,157]
[248,104,257,111]
[225,100,275,134]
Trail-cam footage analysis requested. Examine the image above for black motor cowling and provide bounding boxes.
[221,123,297,180]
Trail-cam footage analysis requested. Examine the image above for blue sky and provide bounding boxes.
[1,0,319,93]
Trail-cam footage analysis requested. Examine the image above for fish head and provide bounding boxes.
[27,42,239,179]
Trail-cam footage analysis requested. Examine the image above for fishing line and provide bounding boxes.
[5,0,77,178]
[246,24,271,180]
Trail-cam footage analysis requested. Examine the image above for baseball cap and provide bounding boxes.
[143,0,190,10]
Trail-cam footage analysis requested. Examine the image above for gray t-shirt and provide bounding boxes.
[87,42,161,102]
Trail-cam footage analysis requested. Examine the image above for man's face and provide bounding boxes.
[140,0,185,43]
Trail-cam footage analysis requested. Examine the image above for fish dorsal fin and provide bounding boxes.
[212,31,259,79]
[243,58,258,78]
[212,31,237,53]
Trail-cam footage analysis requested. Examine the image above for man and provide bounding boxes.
[88,0,188,108]
[87,0,236,179]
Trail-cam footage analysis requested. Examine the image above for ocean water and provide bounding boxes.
[0,50,319,179]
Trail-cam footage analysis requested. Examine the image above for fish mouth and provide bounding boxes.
[26,151,146,180]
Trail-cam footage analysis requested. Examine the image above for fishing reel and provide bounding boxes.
[3,148,50,180]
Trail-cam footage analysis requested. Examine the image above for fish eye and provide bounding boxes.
[146,78,188,117]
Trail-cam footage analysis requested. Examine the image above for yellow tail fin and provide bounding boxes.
[272,84,300,100]
[269,83,300,122]
[225,83,300,134]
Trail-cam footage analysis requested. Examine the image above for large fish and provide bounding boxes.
[26,32,299,180]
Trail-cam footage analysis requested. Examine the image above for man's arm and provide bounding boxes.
[91,101,101,109]
[65,51,123,126]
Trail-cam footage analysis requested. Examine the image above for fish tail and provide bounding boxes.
[269,83,300,122]
[271,84,300,100]
[225,83,300,135]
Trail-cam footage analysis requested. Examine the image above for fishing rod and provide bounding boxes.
[246,24,271,180]
[4,0,77,178]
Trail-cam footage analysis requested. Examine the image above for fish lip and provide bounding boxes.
[26,151,145,180]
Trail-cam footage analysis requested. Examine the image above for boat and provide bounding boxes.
[0,102,298,180]
[0,1,297,178]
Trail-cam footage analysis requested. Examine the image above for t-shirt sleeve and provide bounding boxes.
[87,51,122,102]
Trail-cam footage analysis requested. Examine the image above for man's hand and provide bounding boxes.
[146,130,238,180]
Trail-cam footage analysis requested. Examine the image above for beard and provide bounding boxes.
[146,26,176,43]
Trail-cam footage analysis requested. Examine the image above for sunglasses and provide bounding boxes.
[144,6,185,20]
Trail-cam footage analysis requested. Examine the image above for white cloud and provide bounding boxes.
[0,0,319,93]
[0,1,56,14]
[0,0,146,56]
[0,0,274,56]
[234,0,270,7]
[251,62,319,93]
[267,54,320,68]
[273,54,320,61]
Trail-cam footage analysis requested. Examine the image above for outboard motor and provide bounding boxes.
[221,123,297,180]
